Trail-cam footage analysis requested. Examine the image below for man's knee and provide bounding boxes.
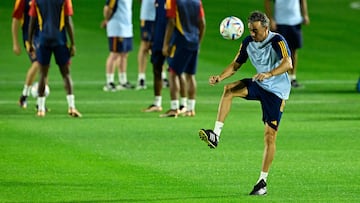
[223,84,233,97]
[264,127,277,145]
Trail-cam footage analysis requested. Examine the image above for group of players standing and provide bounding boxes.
[101,0,205,118]
[12,0,205,118]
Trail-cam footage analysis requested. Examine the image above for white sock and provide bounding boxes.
[258,171,268,183]
[154,96,162,107]
[214,121,223,137]
[187,99,195,111]
[66,94,75,109]
[289,74,296,80]
[37,96,46,112]
[106,73,114,84]
[180,97,187,108]
[138,73,145,81]
[170,100,179,110]
[119,73,127,84]
[23,85,31,96]
[162,71,167,79]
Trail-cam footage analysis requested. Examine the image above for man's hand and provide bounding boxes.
[162,44,169,57]
[69,44,76,57]
[13,43,21,55]
[209,75,221,86]
[25,41,36,60]
[303,15,310,25]
[252,72,273,82]
[100,20,107,28]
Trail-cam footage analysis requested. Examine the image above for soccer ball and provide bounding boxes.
[31,82,50,98]
[219,16,244,40]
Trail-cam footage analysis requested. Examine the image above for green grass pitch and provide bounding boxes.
[0,0,359,202]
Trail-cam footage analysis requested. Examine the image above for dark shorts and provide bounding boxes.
[276,24,303,50]
[36,44,70,66]
[242,78,285,130]
[167,45,198,75]
[140,20,155,42]
[108,37,133,53]
[151,50,166,68]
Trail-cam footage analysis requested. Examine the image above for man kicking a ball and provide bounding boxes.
[199,11,292,195]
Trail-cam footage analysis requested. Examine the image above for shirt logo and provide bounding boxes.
[271,120,277,126]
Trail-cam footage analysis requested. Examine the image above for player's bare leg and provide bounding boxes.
[160,70,180,117]
[249,123,277,195]
[143,61,163,112]
[19,61,40,108]
[59,64,81,118]
[106,52,119,76]
[261,124,277,172]
[183,73,196,116]
[217,81,248,122]
[199,81,247,147]
[153,62,163,98]
[117,52,134,89]
[179,74,187,113]
[104,52,119,91]
[289,48,301,87]
[59,64,73,95]
[136,40,151,90]
[25,61,40,87]
[36,65,49,117]
[162,66,169,88]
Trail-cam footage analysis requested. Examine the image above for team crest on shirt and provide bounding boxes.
[271,120,277,126]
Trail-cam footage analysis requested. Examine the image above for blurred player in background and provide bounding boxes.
[12,0,40,109]
[142,0,187,113]
[160,0,205,117]
[265,0,310,88]
[102,0,134,91]
[136,0,155,90]
[28,0,81,117]
[142,0,166,112]
[199,11,292,195]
